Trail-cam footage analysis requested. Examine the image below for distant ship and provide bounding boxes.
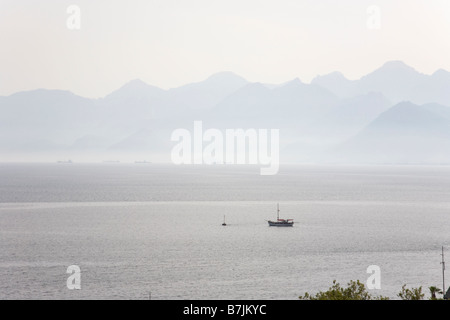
[268,204,294,227]
[222,215,227,226]
[57,160,72,164]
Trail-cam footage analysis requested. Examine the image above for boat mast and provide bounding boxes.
[442,246,446,299]
[277,203,280,220]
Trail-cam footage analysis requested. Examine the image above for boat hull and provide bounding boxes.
[268,221,294,227]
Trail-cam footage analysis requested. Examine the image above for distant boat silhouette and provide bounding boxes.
[268,203,294,227]
[57,160,72,164]
[222,215,227,226]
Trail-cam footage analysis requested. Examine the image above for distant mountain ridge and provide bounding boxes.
[312,61,450,106]
[334,102,450,164]
[1,61,450,164]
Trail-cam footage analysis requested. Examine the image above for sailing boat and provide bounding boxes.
[268,204,294,227]
[222,215,227,226]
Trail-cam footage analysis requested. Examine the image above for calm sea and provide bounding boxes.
[0,163,449,300]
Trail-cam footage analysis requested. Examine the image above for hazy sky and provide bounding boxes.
[1,0,450,98]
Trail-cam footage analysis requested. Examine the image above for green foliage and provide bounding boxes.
[299,280,390,300]
[428,286,443,300]
[299,280,449,300]
[397,284,425,300]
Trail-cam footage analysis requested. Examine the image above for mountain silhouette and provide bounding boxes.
[1,61,450,163]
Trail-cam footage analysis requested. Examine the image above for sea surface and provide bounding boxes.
[0,163,449,300]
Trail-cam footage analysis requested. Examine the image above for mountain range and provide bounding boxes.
[1,61,450,164]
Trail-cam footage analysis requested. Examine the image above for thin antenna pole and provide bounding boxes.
[442,246,446,299]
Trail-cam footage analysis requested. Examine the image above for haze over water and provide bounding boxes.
[0,163,449,299]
